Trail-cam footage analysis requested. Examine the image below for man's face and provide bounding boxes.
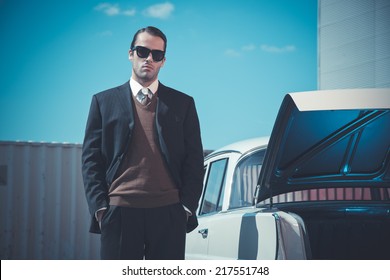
[129,32,166,87]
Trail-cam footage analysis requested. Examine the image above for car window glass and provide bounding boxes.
[230,149,266,209]
[200,158,228,215]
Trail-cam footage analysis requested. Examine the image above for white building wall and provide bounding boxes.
[318,0,390,89]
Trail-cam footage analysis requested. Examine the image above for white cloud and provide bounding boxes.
[95,3,120,16]
[95,3,136,17]
[224,44,256,57]
[143,2,174,19]
[260,44,296,53]
[224,49,241,58]
[225,43,296,57]
[122,9,136,16]
[242,44,256,51]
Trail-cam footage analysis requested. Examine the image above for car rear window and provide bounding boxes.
[230,149,266,209]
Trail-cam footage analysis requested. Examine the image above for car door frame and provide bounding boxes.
[185,151,241,259]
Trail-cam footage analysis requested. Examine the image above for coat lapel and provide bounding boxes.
[118,81,135,131]
[155,84,171,165]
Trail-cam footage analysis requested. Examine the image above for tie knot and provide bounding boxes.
[136,88,152,105]
[141,88,150,96]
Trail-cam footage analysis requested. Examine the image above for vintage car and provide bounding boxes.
[185,88,390,260]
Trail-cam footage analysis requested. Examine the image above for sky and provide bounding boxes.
[0,0,317,150]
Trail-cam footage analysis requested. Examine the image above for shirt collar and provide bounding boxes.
[130,77,159,97]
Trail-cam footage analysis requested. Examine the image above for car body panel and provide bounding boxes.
[186,207,278,260]
[273,211,310,259]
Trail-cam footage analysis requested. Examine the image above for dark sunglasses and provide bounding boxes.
[132,46,165,62]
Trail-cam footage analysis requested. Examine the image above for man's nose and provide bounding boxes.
[146,52,153,61]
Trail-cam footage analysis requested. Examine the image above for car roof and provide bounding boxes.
[206,137,269,159]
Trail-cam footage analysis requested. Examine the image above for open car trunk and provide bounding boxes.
[277,200,390,259]
[255,89,390,260]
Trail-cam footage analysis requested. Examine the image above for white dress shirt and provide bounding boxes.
[130,77,159,97]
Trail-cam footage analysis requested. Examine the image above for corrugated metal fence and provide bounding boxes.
[0,141,100,259]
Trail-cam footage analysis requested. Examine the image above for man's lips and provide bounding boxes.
[142,65,153,71]
[142,64,153,70]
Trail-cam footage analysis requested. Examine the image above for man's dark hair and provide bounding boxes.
[130,26,167,52]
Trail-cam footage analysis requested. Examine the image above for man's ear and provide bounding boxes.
[160,57,166,67]
[128,49,133,61]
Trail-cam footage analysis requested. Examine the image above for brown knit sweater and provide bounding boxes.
[108,93,180,208]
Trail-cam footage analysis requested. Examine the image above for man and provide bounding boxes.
[81,26,204,260]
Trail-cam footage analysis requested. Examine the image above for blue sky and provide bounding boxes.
[0,0,317,150]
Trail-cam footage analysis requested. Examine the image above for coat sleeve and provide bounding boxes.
[81,95,109,233]
[180,98,204,232]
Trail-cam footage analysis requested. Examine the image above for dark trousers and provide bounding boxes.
[100,203,187,260]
